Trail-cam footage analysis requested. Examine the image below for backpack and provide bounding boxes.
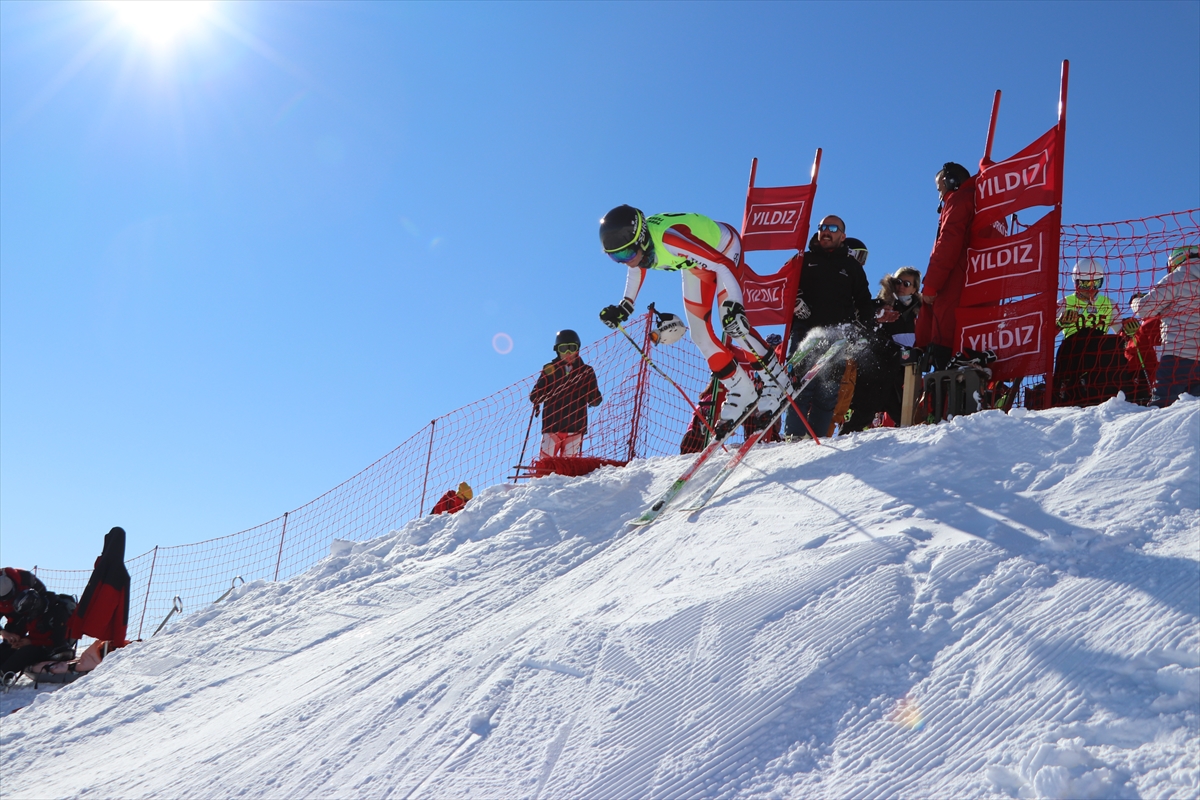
[43,593,79,644]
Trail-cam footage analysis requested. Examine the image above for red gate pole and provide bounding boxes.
[624,312,654,461]
[982,90,1002,167]
[137,545,158,640]
[1047,60,1069,399]
[741,157,758,234]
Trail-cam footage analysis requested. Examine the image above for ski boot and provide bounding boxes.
[754,352,790,414]
[715,367,759,437]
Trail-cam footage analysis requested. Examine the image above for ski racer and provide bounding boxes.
[1057,259,1121,337]
[597,206,787,436]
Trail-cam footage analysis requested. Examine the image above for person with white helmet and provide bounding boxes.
[1133,244,1200,407]
[1057,258,1121,337]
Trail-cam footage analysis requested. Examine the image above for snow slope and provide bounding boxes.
[3,398,1198,800]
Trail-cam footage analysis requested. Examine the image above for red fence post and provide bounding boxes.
[625,313,654,461]
[273,512,289,581]
[419,420,437,514]
[137,545,158,640]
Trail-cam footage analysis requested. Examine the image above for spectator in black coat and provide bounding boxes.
[784,216,875,438]
[530,330,603,458]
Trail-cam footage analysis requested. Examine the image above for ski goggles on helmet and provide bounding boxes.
[555,342,579,354]
[1075,278,1103,290]
[1168,245,1199,270]
[606,243,642,264]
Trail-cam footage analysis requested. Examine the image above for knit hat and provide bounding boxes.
[457,482,474,501]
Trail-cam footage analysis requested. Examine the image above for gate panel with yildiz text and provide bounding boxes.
[737,150,822,345]
[952,62,1069,385]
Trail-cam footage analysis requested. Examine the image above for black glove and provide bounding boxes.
[721,301,751,338]
[600,299,635,329]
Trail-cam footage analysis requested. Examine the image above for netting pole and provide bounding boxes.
[624,313,654,461]
[137,545,158,640]
[513,404,537,483]
[419,420,437,514]
[273,512,289,581]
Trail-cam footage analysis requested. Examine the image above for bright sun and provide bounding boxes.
[107,0,213,46]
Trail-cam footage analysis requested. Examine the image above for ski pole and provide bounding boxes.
[512,402,538,482]
[736,335,822,445]
[615,322,726,448]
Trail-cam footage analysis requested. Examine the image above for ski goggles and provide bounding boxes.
[606,244,642,264]
[555,343,579,354]
[1075,278,1103,290]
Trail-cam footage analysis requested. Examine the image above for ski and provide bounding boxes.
[627,338,828,527]
[626,400,759,527]
[683,338,850,512]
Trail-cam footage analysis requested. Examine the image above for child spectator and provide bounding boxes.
[530,330,603,458]
[432,482,473,515]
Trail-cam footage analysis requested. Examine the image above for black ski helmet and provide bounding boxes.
[937,162,971,192]
[597,205,652,255]
[845,237,868,267]
[554,329,581,352]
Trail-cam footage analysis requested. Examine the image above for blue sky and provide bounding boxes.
[2,0,1198,571]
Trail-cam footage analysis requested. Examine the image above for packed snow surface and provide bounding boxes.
[3,398,1198,799]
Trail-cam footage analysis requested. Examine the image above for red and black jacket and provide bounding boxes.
[530,357,603,435]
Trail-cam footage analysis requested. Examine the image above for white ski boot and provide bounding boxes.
[754,353,790,414]
[719,367,759,430]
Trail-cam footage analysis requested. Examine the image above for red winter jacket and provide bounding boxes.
[916,178,975,349]
[431,491,467,515]
[530,357,602,435]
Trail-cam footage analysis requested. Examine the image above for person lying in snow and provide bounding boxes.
[432,482,473,515]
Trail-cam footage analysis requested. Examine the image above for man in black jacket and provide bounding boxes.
[785,215,875,438]
[530,330,603,458]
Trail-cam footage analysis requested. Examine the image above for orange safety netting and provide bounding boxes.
[1026,208,1199,408]
[31,209,1199,637]
[33,312,719,638]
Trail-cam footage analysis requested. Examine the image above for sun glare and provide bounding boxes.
[107,0,213,46]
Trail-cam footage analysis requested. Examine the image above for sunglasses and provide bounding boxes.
[895,279,915,288]
[555,343,579,354]
[1076,278,1103,289]
[817,223,842,233]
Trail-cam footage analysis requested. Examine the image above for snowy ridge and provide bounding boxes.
[2,398,1198,799]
